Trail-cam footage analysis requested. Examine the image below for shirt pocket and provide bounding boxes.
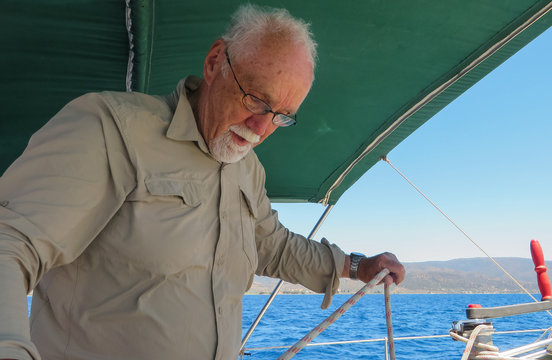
[94,173,211,276]
[145,177,203,207]
[239,184,258,277]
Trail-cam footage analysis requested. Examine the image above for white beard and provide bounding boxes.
[209,125,260,163]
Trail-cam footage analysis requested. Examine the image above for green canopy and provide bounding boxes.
[2,0,551,204]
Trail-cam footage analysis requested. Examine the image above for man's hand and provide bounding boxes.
[342,252,405,285]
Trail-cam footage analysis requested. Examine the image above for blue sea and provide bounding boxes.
[26,294,551,359]
[241,294,552,359]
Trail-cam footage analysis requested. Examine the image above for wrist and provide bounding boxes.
[342,255,350,277]
[348,252,366,280]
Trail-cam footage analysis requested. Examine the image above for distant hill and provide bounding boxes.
[399,257,550,294]
[248,257,551,295]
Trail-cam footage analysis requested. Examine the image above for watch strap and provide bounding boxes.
[349,252,365,280]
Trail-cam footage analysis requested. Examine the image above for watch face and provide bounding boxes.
[351,252,365,257]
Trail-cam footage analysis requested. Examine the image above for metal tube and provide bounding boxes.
[500,338,552,357]
[518,349,547,359]
[240,204,335,352]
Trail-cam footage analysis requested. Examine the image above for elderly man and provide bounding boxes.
[0,4,404,360]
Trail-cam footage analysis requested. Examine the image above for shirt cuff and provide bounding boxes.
[320,237,346,309]
[0,343,35,360]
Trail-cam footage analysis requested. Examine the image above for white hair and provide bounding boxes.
[221,4,317,69]
[209,124,259,163]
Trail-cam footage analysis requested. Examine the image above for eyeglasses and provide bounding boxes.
[225,50,297,127]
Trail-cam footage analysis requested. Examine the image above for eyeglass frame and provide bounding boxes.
[224,49,297,127]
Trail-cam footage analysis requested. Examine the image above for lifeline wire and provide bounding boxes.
[381,156,545,307]
[245,329,547,352]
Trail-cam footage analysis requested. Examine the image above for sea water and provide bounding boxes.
[26,294,551,359]
[241,293,552,359]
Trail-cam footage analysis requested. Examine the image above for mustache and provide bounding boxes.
[229,125,260,144]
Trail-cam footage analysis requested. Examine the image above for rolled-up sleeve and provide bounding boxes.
[250,163,345,309]
[0,93,135,359]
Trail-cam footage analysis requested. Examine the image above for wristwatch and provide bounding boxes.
[349,252,366,280]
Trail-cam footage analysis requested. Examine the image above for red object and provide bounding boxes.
[468,304,482,308]
[530,239,552,301]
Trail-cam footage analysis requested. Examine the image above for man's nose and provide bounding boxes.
[245,113,272,136]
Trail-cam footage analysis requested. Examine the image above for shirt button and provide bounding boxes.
[0,200,8,207]
[218,306,223,315]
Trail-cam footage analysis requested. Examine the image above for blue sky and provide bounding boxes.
[272,27,552,262]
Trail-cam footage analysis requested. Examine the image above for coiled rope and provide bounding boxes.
[450,325,552,360]
[277,269,391,360]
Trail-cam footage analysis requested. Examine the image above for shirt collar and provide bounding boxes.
[166,76,210,154]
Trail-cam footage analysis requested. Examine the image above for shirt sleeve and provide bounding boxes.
[249,160,346,310]
[0,93,135,359]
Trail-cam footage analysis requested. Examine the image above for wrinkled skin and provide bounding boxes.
[194,37,313,159]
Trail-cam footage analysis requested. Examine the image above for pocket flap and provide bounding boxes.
[239,184,259,219]
[145,178,203,207]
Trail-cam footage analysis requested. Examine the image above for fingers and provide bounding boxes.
[381,252,406,285]
[382,274,394,286]
[358,252,405,285]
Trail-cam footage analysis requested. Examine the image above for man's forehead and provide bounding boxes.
[235,55,313,112]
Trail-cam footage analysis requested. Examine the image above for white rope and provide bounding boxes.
[276,269,390,360]
[381,157,552,314]
[451,325,552,359]
[450,331,500,352]
[460,325,497,360]
[125,0,135,92]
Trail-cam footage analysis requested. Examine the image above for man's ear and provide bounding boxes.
[203,39,226,85]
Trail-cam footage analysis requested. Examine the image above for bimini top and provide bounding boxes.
[1,1,551,204]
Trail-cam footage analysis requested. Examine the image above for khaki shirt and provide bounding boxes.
[0,77,345,360]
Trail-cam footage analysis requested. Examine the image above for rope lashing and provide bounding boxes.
[277,268,390,360]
